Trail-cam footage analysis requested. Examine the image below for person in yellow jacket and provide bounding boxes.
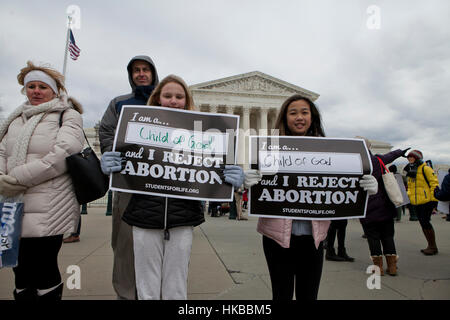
[405,150,439,255]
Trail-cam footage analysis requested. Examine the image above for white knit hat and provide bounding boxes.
[24,70,58,94]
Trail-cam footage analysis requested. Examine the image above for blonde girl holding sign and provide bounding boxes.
[101,75,243,299]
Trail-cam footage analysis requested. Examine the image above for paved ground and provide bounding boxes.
[0,207,449,300]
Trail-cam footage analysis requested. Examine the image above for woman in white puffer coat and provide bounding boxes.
[0,61,84,300]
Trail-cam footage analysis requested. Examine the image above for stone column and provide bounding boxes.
[209,104,218,113]
[94,122,101,155]
[242,108,251,169]
[268,108,278,135]
[242,108,250,133]
[225,106,237,166]
[259,108,268,136]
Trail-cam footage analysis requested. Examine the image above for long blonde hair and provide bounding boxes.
[147,74,195,110]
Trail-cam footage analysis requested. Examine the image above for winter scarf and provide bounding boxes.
[405,160,423,179]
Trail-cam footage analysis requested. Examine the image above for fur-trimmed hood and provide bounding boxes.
[67,96,83,114]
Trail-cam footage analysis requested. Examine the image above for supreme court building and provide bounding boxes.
[82,71,406,207]
[87,70,393,169]
[189,71,392,167]
[190,71,321,168]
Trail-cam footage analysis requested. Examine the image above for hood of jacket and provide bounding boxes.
[67,96,83,114]
[126,55,159,92]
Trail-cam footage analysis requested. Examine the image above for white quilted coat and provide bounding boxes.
[0,98,84,237]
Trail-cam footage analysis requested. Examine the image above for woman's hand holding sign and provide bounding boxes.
[101,151,124,175]
[244,170,263,188]
[223,165,244,188]
[359,175,378,195]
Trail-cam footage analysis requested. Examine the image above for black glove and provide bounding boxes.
[401,147,411,157]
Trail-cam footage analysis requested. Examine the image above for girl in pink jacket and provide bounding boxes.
[244,94,377,300]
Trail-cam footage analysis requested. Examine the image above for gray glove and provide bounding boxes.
[360,174,378,195]
[101,151,124,175]
[223,165,244,188]
[0,175,27,197]
[244,170,262,188]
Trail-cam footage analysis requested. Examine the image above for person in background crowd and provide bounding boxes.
[434,168,450,221]
[403,164,419,221]
[243,96,378,300]
[357,137,409,276]
[242,189,248,209]
[99,55,159,300]
[229,194,238,220]
[235,188,247,220]
[0,61,84,300]
[208,201,221,217]
[234,188,248,220]
[325,219,354,262]
[425,160,439,215]
[405,150,439,255]
[100,75,244,299]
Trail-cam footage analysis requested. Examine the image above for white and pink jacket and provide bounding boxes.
[257,217,330,249]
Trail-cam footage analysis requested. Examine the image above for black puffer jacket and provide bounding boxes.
[122,194,204,233]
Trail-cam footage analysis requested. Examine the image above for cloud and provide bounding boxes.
[0,0,449,164]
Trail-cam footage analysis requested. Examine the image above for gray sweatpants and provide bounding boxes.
[132,226,193,300]
[111,192,136,300]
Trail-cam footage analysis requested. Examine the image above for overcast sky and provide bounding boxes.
[1,0,449,165]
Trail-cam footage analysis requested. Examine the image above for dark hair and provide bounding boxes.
[273,94,325,137]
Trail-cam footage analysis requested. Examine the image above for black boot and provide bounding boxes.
[13,288,37,301]
[337,247,355,262]
[37,283,63,300]
[325,247,345,261]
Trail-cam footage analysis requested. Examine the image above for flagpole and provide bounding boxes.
[62,15,72,78]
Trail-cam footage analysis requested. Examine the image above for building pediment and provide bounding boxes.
[190,71,319,100]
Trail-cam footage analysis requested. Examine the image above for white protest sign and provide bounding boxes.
[248,136,372,220]
[111,106,239,201]
[258,151,363,174]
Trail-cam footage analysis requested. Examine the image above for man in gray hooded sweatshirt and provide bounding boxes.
[99,55,159,300]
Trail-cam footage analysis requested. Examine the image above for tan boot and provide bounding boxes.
[385,254,398,276]
[63,235,80,243]
[370,256,384,276]
[421,228,438,255]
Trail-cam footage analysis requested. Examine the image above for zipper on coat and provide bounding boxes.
[414,178,417,204]
[164,197,170,241]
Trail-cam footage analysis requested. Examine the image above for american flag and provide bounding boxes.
[69,29,81,60]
